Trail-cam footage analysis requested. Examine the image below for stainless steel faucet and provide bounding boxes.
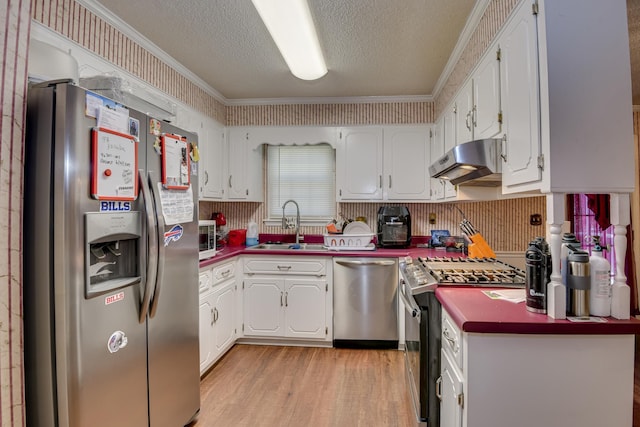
[282,199,301,244]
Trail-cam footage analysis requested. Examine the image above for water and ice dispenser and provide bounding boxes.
[85,212,141,297]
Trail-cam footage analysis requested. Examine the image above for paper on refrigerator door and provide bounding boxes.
[156,182,194,225]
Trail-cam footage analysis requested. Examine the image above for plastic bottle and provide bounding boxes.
[246,221,259,247]
[560,233,580,313]
[589,236,611,317]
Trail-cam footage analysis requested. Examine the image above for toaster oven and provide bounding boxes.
[198,220,217,260]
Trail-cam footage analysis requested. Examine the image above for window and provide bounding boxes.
[267,144,335,222]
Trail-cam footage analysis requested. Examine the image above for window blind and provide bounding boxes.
[267,144,335,219]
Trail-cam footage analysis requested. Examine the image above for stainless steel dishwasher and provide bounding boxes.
[333,257,398,348]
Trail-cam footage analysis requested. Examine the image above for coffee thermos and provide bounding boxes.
[566,249,591,317]
[525,237,551,313]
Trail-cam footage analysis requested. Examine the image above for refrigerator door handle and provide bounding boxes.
[139,169,158,323]
[148,171,166,319]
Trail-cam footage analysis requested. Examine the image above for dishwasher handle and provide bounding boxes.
[335,259,396,267]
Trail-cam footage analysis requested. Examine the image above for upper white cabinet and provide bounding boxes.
[454,80,473,145]
[383,126,431,200]
[198,119,225,199]
[473,49,502,140]
[337,126,431,201]
[498,0,542,190]
[454,49,501,146]
[430,122,446,200]
[336,127,384,200]
[226,127,263,201]
[500,0,634,194]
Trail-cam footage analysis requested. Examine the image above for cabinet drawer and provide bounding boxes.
[442,310,463,370]
[199,269,213,294]
[212,261,235,285]
[243,257,326,276]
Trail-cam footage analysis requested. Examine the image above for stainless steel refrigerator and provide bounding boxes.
[23,81,200,426]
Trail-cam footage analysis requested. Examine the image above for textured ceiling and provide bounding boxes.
[94,0,639,104]
[94,0,475,100]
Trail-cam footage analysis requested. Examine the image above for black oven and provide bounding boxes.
[400,281,440,426]
[399,256,525,426]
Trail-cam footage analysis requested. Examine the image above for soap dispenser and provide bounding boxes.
[588,236,611,317]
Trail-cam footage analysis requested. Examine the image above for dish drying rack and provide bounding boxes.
[323,233,376,250]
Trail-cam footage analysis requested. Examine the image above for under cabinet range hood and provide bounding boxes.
[429,138,502,186]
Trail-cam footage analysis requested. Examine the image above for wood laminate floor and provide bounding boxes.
[195,344,417,427]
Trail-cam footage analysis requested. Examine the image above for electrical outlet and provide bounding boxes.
[429,213,436,224]
[530,214,542,226]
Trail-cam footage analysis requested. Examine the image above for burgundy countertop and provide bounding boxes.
[199,234,461,268]
[436,287,640,335]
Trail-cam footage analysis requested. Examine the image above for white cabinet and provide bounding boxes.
[430,123,445,200]
[199,260,237,375]
[472,50,502,140]
[454,80,473,146]
[442,106,458,199]
[439,304,635,427]
[498,0,542,190]
[499,0,634,194]
[242,256,331,342]
[454,49,501,146]
[336,127,384,200]
[439,349,464,427]
[438,309,464,427]
[198,119,225,199]
[225,128,263,201]
[337,126,431,201]
[383,126,431,200]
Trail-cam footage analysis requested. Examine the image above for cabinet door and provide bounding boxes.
[440,349,464,427]
[473,48,502,139]
[200,120,225,199]
[383,126,430,200]
[337,127,383,200]
[430,121,445,200]
[212,280,236,354]
[243,278,284,337]
[442,108,458,199]
[499,3,542,189]
[455,80,473,145]
[199,296,213,374]
[284,278,327,339]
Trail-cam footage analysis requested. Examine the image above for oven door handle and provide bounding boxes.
[400,286,421,319]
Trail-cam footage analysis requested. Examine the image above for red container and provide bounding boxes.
[228,229,247,246]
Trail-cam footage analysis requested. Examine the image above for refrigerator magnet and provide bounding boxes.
[91,127,139,200]
[161,133,190,190]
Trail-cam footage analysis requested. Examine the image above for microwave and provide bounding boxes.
[198,220,217,260]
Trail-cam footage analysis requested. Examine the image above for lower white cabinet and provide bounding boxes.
[439,348,463,427]
[439,306,635,427]
[199,261,237,375]
[243,277,327,339]
[242,256,332,342]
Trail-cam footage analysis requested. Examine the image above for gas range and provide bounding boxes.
[400,256,525,296]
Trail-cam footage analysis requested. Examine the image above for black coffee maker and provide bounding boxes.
[377,206,411,248]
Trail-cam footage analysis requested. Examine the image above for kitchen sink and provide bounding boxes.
[248,243,328,251]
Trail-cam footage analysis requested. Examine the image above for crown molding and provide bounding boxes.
[77,0,227,104]
[431,0,491,100]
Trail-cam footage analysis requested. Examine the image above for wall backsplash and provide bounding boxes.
[199,196,546,253]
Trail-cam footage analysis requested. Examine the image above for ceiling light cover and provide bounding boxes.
[252,0,327,80]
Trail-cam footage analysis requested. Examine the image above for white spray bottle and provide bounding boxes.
[589,236,611,317]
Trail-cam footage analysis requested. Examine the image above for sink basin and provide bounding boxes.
[248,243,327,251]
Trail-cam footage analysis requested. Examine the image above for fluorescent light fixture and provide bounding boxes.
[252,0,328,80]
